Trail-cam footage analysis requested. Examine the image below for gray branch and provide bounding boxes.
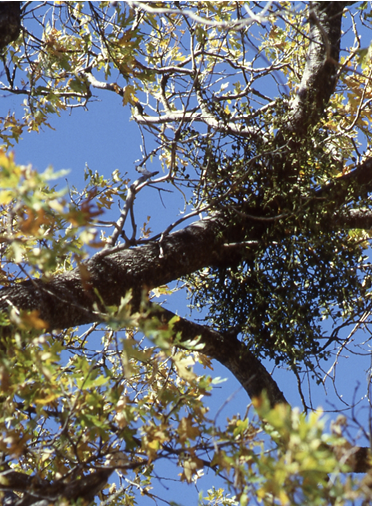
[285,2,345,135]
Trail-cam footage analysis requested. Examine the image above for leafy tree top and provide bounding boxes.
[1,2,372,505]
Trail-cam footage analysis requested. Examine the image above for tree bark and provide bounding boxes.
[0,3,21,51]
[158,306,288,406]
[285,2,344,135]
[0,213,264,330]
[0,467,113,506]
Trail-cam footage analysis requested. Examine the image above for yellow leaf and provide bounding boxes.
[35,393,59,405]
[181,456,204,483]
[0,475,9,486]
[0,190,14,204]
[173,352,197,381]
[198,354,213,370]
[19,310,48,330]
[177,416,201,443]
[123,85,137,106]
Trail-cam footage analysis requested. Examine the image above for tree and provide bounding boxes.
[1,1,372,504]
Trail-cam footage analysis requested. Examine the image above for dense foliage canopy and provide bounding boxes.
[2,2,372,505]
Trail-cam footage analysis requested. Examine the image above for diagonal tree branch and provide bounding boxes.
[0,213,262,331]
[155,305,287,406]
[316,156,372,204]
[1,169,372,336]
[154,306,372,474]
[1,141,372,335]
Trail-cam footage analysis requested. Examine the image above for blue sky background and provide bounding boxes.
[3,5,372,502]
[7,70,371,413]
[5,84,371,504]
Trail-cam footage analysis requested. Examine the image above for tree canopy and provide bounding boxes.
[1,1,372,505]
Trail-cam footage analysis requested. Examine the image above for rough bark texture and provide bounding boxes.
[0,467,113,506]
[0,213,266,330]
[0,3,21,51]
[158,307,288,406]
[1,155,371,333]
[0,216,223,328]
[286,2,343,135]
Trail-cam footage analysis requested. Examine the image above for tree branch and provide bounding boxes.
[155,305,287,406]
[332,208,372,229]
[0,467,113,506]
[154,305,372,474]
[285,2,344,135]
[0,2,21,51]
[316,156,372,205]
[0,213,263,331]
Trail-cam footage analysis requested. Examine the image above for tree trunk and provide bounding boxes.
[0,2,21,51]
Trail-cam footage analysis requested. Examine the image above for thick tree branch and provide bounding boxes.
[286,2,344,135]
[332,208,372,229]
[316,156,372,205]
[0,467,113,506]
[2,143,372,334]
[0,214,263,331]
[0,3,21,51]
[156,306,287,406]
[1,169,372,335]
